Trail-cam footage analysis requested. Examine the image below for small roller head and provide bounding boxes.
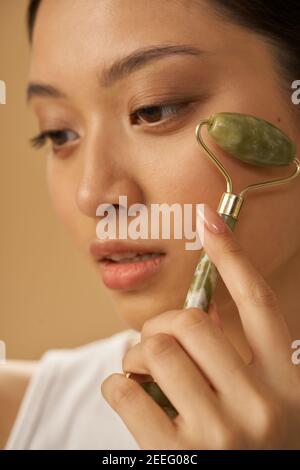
[207,112,296,167]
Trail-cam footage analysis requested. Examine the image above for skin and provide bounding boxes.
[1,0,300,449]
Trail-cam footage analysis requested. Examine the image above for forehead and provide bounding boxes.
[29,0,231,77]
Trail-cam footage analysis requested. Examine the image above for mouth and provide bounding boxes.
[89,242,167,290]
[99,252,167,290]
[101,251,164,263]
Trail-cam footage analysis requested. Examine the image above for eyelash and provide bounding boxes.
[30,129,78,151]
[30,101,192,151]
[130,101,191,127]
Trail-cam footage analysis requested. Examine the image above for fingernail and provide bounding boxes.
[198,204,227,234]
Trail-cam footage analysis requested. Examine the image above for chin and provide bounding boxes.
[111,289,186,331]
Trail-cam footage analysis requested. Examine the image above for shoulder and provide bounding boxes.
[5,329,141,450]
[0,360,37,449]
[24,327,141,407]
[38,328,140,378]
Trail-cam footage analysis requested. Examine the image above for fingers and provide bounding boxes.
[198,204,292,366]
[124,331,222,426]
[123,307,258,402]
[122,307,285,439]
[101,373,177,449]
[123,301,221,376]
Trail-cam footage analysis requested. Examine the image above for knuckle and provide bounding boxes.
[219,235,243,260]
[254,397,284,444]
[141,310,178,338]
[143,333,177,358]
[142,317,156,337]
[173,308,209,332]
[214,426,241,450]
[247,278,278,309]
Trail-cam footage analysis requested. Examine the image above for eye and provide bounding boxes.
[130,102,191,126]
[30,129,79,153]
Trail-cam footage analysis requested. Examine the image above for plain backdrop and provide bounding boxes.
[0,0,127,360]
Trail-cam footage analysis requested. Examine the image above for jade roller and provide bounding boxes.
[126,112,300,419]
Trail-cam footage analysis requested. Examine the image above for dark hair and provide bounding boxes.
[27,0,41,42]
[27,0,299,93]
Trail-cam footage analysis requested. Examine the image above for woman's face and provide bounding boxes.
[28,0,300,331]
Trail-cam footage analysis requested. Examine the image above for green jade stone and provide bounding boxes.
[207,112,296,167]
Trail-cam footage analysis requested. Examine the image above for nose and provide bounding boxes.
[75,128,143,218]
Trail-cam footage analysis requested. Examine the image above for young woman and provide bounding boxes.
[1,0,300,449]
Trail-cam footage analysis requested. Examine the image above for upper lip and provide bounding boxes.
[89,239,166,262]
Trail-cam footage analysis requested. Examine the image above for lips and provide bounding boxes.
[89,240,167,290]
[89,239,165,262]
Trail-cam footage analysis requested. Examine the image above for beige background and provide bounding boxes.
[0,0,127,360]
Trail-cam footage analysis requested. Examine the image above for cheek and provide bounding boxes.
[232,187,299,280]
[142,135,226,207]
[46,158,79,235]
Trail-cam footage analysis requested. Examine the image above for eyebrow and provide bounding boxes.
[26,43,204,102]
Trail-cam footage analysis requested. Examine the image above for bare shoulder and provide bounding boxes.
[0,360,37,449]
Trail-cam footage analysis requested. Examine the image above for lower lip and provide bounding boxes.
[98,254,166,290]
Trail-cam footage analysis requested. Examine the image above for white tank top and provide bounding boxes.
[5,329,141,450]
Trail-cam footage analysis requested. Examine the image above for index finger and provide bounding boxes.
[198,204,292,366]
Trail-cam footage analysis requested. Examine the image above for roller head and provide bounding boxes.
[207,112,296,167]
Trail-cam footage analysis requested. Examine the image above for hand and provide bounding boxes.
[101,205,300,449]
